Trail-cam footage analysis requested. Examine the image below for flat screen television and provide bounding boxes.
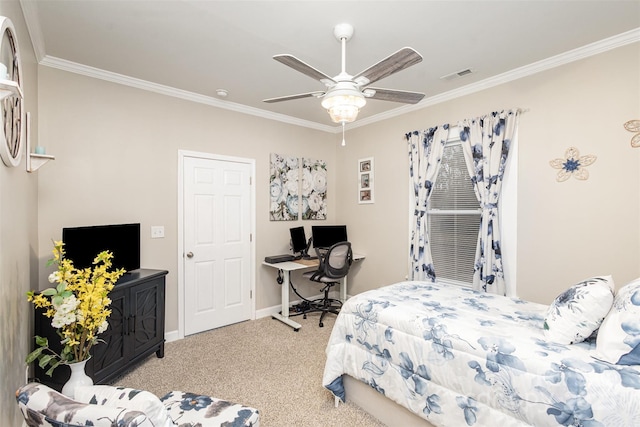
[289,226,308,258]
[62,223,141,272]
[311,225,348,249]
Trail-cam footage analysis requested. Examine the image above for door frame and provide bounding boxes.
[177,150,256,340]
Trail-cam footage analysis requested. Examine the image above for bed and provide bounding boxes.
[323,280,640,426]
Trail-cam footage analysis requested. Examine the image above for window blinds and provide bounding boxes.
[427,142,480,285]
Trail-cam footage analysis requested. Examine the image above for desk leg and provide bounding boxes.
[271,269,302,331]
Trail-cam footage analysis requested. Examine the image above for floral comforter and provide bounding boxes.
[323,281,640,427]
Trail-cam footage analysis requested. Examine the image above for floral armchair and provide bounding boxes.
[16,382,260,427]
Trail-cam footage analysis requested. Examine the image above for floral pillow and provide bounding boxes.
[543,275,615,344]
[75,385,174,427]
[161,390,260,426]
[16,382,152,427]
[594,277,640,365]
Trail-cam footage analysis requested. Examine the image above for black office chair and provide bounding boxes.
[301,241,353,327]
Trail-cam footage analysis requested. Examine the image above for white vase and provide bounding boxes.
[61,358,93,398]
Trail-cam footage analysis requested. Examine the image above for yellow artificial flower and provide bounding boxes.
[25,241,125,374]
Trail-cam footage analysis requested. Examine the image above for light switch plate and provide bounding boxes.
[151,226,165,239]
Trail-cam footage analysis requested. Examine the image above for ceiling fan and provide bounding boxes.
[263,23,425,125]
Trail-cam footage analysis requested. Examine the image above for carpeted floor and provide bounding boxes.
[111,313,385,427]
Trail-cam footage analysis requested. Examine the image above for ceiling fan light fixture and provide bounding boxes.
[266,24,424,124]
[321,86,366,123]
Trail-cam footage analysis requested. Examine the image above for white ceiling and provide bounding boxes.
[20,1,640,132]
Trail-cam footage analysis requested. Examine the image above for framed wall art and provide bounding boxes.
[269,153,299,220]
[358,157,374,204]
[301,157,327,220]
[269,153,327,220]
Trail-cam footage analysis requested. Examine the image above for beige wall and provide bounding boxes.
[338,42,640,304]
[36,68,337,334]
[0,1,39,424]
[34,42,640,336]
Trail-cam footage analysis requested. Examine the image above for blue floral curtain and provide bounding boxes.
[458,110,520,294]
[405,126,449,281]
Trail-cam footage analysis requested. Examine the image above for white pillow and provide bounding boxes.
[75,385,174,427]
[543,275,614,344]
[594,277,640,365]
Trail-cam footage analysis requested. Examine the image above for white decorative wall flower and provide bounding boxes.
[624,120,640,148]
[550,147,597,182]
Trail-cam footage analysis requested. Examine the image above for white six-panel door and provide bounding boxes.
[183,155,252,336]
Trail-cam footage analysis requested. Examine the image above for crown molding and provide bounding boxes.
[20,5,639,134]
[349,27,640,132]
[19,0,46,62]
[39,55,335,133]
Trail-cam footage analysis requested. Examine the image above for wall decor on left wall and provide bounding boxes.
[0,16,24,168]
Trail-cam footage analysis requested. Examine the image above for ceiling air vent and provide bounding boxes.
[440,68,474,81]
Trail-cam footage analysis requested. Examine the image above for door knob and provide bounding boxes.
[186,252,194,258]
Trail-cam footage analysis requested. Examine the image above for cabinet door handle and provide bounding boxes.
[129,315,136,334]
[123,316,128,335]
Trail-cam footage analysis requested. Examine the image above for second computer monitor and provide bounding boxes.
[289,226,308,257]
[311,225,348,249]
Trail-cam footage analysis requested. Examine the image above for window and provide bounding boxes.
[427,137,480,287]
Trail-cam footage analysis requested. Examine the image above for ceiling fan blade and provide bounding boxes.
[354,47,423,86]
[364,87,425,104]
[273,54,335,84]
[263,91,325,103]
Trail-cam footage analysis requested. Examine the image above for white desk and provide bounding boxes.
[263,253,365,331]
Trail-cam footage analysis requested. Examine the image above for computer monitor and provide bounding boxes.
[289,226,308,258]
[311,225,348,249]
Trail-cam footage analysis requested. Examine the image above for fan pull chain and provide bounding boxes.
[341,122,346,146]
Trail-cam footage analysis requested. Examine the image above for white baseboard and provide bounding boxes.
[164,329,181,343]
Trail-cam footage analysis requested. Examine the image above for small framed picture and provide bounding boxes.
[360,173,370,189]
[359,159,371,172]
[358,157,374,204]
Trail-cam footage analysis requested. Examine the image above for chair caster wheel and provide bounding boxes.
[303,314,307,319]
[319,322,324,327]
